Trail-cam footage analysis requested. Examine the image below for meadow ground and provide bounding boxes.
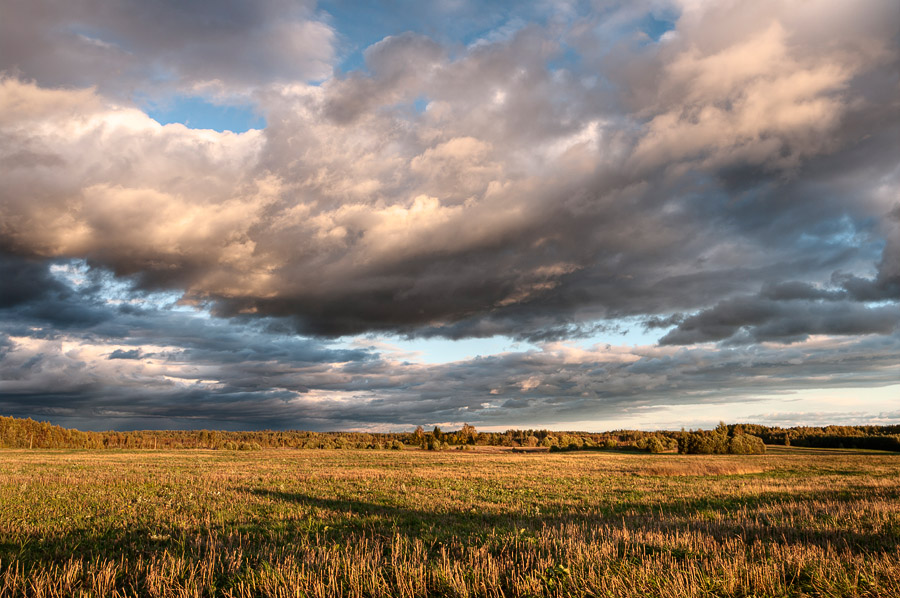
[0,447,898,597]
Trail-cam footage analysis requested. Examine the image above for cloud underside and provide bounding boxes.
[1,265,897,429]
[0,0,899,428]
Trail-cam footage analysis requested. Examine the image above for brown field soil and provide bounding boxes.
[1,447,898,597]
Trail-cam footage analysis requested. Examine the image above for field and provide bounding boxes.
[1,447,898,597]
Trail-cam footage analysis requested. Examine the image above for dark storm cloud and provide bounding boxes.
[0,254,115,330]
[643,313,684,330]
[760,282,844,302]
[108,349,142,360]
[660,295,900,345]
[840,275,900,303]
[0,255,69,308]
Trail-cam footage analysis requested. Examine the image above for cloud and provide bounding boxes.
[660,295,900,345]
[108,348,142,360]
[6,1,895,343]
[0,0,335,96]
[0,254,70,309]
[3,274,898,430]
[1,255,897,431]
[0,1,899,429]
[632,22,849,172]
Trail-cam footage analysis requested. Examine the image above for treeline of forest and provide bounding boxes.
[725,423,900,452]
[1,415,898,453]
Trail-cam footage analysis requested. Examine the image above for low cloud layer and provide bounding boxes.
[1,255,897,430]
[1,0,898,429]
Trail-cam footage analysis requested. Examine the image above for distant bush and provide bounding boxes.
[557,434,583,449]
[678,425,765,455]
[677,423,722,454]
[635,434,678,453]
[728,434,766,455]
[390,440,404,450]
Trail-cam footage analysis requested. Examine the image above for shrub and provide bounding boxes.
[678,429,764,455]
[646,436,665,453]
[728,434,766,455]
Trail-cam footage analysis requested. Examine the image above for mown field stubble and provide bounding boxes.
[1,448,898,597]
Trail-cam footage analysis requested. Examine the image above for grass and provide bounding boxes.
[1,447,898,597]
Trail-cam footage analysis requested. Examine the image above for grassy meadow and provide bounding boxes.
[1,447,898,597]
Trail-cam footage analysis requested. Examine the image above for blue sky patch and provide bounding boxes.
[640,13,676,41]
[144,95,265,133]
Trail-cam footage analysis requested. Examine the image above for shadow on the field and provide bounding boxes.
[2,484,896,575]
[248,486,900,554]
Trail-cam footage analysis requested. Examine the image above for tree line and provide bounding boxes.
[1,415,898,453]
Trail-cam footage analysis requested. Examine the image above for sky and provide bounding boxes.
[0,0,898,432]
